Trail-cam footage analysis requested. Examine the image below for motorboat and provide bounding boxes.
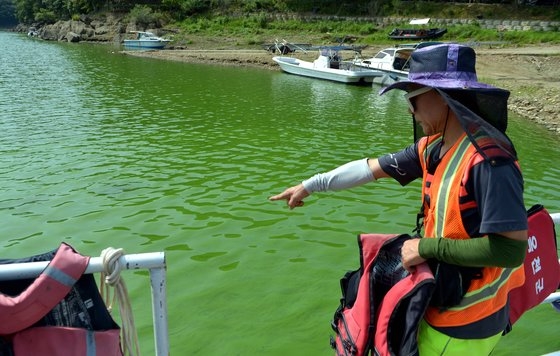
[353,42,442,86]
[388,18,447,41]
[272,46,384,85]
[388,28,447,41]
[353,46,411,86]
[123,31,171,50]
[27,27,39,37]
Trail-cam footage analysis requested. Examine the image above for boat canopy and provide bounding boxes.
[409,18,430,25]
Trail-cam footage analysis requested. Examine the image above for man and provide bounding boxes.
[270,44,528,355]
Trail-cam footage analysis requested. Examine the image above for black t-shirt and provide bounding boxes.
[378,140,528,236]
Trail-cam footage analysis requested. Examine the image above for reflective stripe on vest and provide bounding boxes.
[87,330,96,356]
[0,243,89,334]
[432,135,471,238]
[417,134,524,327]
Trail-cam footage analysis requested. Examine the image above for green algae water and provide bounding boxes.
[1,31,559,355]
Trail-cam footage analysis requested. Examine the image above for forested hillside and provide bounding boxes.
[1,0,559,28]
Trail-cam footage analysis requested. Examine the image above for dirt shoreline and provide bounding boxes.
[122,44,560,136]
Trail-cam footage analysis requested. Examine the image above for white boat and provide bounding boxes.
[353,42,443,86]
[273,46,384,85]
[123,31,171,50]
[353,46,411,86]
[27,27,39,37]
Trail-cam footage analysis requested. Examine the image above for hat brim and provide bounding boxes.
[379,79,506,95]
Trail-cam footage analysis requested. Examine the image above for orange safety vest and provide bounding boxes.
[417,134,525,328]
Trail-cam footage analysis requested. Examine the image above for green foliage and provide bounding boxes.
[174,12,560,47]
[127,5,161,27]
[0,0,17,27]
[34,9,56,23]
[551,8,560,21]
[162,0,212,18]
[500,28,560,45]
[230,11,269,29]
[14,0,37,23]
[9,0,560,49]
[239,0,278,12]
[12,0,105,23]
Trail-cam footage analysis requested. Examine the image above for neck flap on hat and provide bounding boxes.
[437,89,517,161]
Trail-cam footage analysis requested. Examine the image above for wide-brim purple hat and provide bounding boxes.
[380,43,507,94]
[380,43,517,160]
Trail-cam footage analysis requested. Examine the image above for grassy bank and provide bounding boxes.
[108,2,560,49]
[152,2,560,50]
[167,14,560,50]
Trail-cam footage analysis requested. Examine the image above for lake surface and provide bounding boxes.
[1,31,559,355]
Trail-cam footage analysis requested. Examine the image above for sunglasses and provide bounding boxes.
[404,86,433,112]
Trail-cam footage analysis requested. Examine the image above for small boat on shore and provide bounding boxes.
[27,27,39,37]
[123,31,171,50]
[263,39,312,54]
[388,18,447,41]
[273,46,384,85]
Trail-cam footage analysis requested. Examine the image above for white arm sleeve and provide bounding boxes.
[301,158,375,193]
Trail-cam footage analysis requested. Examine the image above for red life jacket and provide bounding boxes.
[0,243,89,334]
[12,327,122,356]
[330,233,435,356]
[0,243,123,355]
[507,204,560,328]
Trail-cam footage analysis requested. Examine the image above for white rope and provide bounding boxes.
[100,247,141,356]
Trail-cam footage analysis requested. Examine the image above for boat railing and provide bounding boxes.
[0,250,169,356]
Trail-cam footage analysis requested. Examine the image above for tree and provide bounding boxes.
[0,0,18,27]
